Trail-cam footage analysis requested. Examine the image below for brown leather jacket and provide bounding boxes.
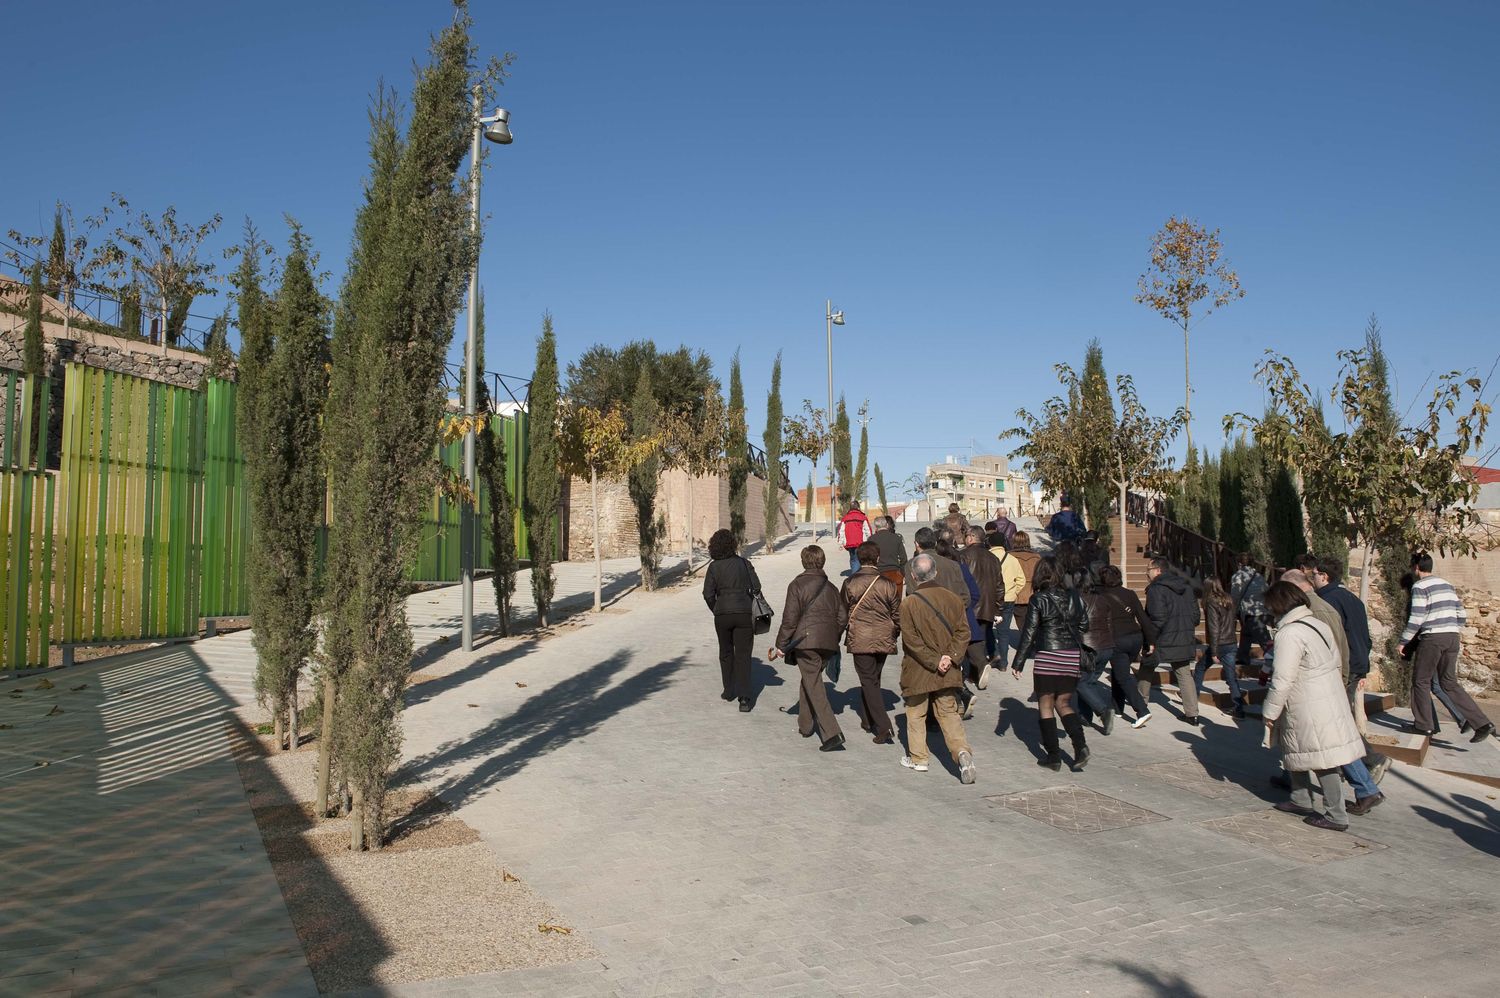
[775,569,846,655]
[958,544,1002,622]
[1011,549,1042,605]
[898,583,969,699]
[841,567,902,654]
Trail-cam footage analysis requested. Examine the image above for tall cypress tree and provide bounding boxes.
[832,396,852,512]
[628,364,663,587]
[1362,316,1412,693]
[1078,339,1114,538]
[762,351,784,546]
[853,413,869,506]
[874,462,888,515]
[1266,458,1305,567]
[1241,440,1271,563]
[45,208,66,300]
[726,351,749,545]
[526,314,560,623]
[804,470,814,522]
[247,230,328,752]
[323,13,478,850]
[22,262,45,376]
[1305,400,1347,574]
[119,283,142,338]
[473,294,517,635]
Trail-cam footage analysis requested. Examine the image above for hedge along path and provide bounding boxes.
[1,371,56,669]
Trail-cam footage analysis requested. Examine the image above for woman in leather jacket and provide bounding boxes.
[1010,558,1092,771]
[703,529,764,711]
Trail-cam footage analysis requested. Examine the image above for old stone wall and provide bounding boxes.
[568,469,796,561]
[1,314,224,390]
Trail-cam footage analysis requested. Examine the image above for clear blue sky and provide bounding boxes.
[5,1,1498,493]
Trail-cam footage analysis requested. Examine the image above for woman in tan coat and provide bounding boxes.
[841,541,903,744]
[1261,581,1365,831]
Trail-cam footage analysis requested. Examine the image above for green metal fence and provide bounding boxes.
[1,372,56,669]
[201,379,250,616]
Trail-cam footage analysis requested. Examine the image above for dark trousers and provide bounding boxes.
[983,619,996,659]
[853,652,894,738]
[714,612,754,704]
[966,640,987,683]
[1102,632,1150,716]
[1073,654,1113,724]
[1411,633,1490,731]
[796,649,842,739]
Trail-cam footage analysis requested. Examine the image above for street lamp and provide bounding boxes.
[462,92,514,653]
[825,300,844,536]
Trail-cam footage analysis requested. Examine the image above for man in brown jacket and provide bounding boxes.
[770,546,849,751]
[898,554,976,783]
[841,542,903,743]
[943,503,970,547]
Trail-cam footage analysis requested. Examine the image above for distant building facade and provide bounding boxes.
[923,454,1033,521]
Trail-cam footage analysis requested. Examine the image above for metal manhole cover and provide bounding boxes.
[985,785,1169,833]
[1199,809,1388,863]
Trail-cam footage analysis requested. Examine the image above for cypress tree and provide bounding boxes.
[1241,440,1271,563]
[247,230,328,753]
[45,208,66,300]
[1078,339,1115,539]
[526,314,560,623]
[1362,317,1412,695]
[203,309,234,382]
[762,351,784,546]
[165,288,194,346]
[1218,441,1248,553]
[628,364,663,587]
[119,283,142,338]
[853,410,869,505]
[874,462,888,515]
[1305,400,1347,575]
[474,294,517,635]
[1266,458,1305,567]
[322,13,478,850]
[726,351,749,546]
[832,396,852,512]
[22,262,45,376]
[804,470,814,522]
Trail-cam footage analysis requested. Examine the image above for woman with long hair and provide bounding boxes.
[1196,576,1247,718]
[1086,564,1155,729]
[702,528,763,711]
[1010,559,1092,771]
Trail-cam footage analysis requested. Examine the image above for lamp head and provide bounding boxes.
[483,109,513,145]
[830,310,845,325]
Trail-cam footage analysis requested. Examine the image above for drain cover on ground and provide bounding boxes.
[1135,760,1254,800]
[1199,809,1389,863]
[986,785,1169,833]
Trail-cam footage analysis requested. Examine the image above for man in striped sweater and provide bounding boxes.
[1400,553,1494,742]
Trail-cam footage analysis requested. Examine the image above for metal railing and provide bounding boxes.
[440,362,533,409]
[1129,489,1274,587]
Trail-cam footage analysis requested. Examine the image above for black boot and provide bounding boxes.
[1038,717,1062,771]
[1062,713,1090,770]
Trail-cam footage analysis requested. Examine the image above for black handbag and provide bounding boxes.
[1064,590,1097,673]
[742,557,774,634]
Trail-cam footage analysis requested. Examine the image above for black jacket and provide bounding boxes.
[1317,583,1373,679]
[703,555,762,617]
[1146,572,1200,662]
[1087,586,1155,649]
[775,569,847,654]
[958,543,1002,622]
[871,529,908,571]
[1013,586,1090,670]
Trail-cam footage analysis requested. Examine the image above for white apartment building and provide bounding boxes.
[924,454,1033,520]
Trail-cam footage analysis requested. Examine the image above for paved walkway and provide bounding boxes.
[389,534,1500,997]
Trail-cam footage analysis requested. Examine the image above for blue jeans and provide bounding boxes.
[1193,643,1244,705]
[1342,759,1380,800]
[1101,632,1150,717]
[994,603,1015,668]
[847,548,860,574]
[1073,655,1114,725]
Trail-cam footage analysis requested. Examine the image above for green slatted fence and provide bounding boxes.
[1,372,56,669]
[201,378,250,617]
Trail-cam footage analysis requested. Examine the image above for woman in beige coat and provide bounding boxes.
[1261,582,1365,831]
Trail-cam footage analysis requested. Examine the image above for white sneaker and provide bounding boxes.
[977,663,992,690]
[901,755,929,772]
[1132,711,1152,729]
[1369,754,1392,785]
[958,751,976,784]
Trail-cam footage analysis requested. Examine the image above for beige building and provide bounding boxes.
[924,454,1033,520]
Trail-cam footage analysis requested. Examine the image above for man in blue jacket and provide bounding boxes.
[1046,497,1085,544]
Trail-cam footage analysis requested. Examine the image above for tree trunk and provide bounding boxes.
[1182,321,1193,455]
[1117,467,1128,583]
[288,686,299,752]
[315,671,336,817]
[1359,543,1374,605]
[272,712,284,754]
[350,789,365,852]
[685,475,695,571]
[592,466,602,612]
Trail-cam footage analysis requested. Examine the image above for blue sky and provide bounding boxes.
[4,1,1497,492]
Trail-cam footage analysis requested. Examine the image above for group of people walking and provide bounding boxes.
[702,501,1493,833]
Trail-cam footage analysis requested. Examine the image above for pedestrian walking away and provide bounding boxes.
[841,542,903,744]
[1401,552,1494,742]
[1088,564,1156,727]
[768,545,848,752]
[1195,576,1246,718]
[702,529,763,711]
[1045,496,1085,544]
[1261,582,1366,831]
[1011,559,1092,771]
[838,501,872,575]
[990,536,1026,670]
[958,526,1002,690]
[1143,558,1201,726]
[871,514,909,598]
[898,553,976,783]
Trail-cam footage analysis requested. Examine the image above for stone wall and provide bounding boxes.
[1,311,225,390]
[567,468,796,561]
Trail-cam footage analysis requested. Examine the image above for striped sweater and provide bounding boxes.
[1400,575,1468,644]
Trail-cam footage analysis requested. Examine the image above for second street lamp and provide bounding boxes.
[461,93,514,654]
[825,300,844,536]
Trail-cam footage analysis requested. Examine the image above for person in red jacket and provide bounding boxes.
[838,501,872,575]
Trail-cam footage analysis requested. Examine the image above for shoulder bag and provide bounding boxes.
[742,557,774,635]
[1062,590,1097,674]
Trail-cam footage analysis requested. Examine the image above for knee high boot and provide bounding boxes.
[1038,717,1062,770]
[1061,713,1091,769]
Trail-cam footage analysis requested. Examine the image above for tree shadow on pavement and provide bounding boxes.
[404,638,541,709]
[1171,718,1281,803]
[397,650,686,812]
[1092,959,1204,996]
[1410,793,1500,858]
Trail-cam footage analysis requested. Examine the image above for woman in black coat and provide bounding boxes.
[703,529,763,712]
[1010,559,1092,772]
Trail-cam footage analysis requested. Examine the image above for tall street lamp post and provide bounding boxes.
[825,299,844,536]
[461,91,513,653]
